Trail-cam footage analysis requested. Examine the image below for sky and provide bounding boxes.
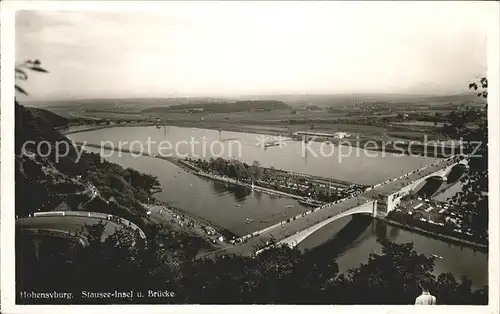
[15,2,490,100]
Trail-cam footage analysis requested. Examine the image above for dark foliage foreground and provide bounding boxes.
[16,224,487,305]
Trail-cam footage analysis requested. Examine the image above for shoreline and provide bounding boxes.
[64,122,462,158]
[75,140,351,206]
[168,159,329,207]
[74,141,484,251]
[378,216,487,253]
[73,142,239,239]
[147,198,239,241]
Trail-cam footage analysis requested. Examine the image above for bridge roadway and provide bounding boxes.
[364,155,464,197]
[198,156,463,259]
[198,195,374,258]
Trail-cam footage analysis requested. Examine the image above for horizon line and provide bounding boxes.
[19,90,478,103]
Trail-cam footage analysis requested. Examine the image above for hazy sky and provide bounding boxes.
[15,2,489,100]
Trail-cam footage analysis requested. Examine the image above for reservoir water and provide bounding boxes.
[70,125,437,185]
[69,126,487,287]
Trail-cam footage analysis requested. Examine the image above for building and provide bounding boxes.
[333,132,349,139]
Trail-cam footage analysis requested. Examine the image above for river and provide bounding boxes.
[69,126,487,287]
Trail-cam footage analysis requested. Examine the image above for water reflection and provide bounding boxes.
[210,180,227,195]
[307,215,373,258]
[416,177,444,197]
[269,194,279,200]
[209,180,252,202]
[254,190,262,201]
[375,220,388,241]
[447,165,466,184]
[389,226,400,240]
[231,186,250,202]
[300,214,488,287]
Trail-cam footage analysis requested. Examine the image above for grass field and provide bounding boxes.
[40,100,469,144]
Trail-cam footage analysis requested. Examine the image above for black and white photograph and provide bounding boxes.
[1,1,499,312]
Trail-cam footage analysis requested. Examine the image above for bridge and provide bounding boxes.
[198,155,468,258]
[276,200,377,248]
[369,156,468,216]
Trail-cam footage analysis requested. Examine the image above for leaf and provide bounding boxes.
[15,68,28,80]
[480,77,487,88]
[15,85,29,95]
[27,66,49,73]
[25,59,41,66]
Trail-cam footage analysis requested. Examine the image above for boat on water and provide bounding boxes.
[244,218,254,223]
[264,142,280,148]
[234,204,243,207]
[431,254,444,259]
[285,204,295,208]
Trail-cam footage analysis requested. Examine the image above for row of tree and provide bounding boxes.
[16,224,487,305]
[441,78,488,241]
[188,157,351,202]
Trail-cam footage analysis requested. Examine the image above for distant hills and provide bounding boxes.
[23,97,233,109]
[142,100,289,114]
[27,107,70,128]
[227,93,485,107]
[23,92,484,111]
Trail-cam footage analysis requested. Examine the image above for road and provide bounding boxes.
[198,157,460,259]
[367,156,460,197]
[198,195,373,259]
[16,216,123,241]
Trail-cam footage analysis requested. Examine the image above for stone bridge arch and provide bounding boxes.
[278,201,377,248]
[412,160,469,193]
[385,158,470,212]
[444,162,468,183]
[411,175,446,195]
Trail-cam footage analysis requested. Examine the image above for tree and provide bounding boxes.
[335,240,435,304]
[17,229,487,305]
[450,77,489,240]
[469,77,488,99]
[250,160,262,180]
[15,59,49,96]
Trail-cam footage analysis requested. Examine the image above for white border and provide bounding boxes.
[1,1,499,314]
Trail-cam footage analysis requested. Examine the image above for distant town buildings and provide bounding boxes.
[186,108,205,113]
[333,132,349,139]
[293,131,351,139]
